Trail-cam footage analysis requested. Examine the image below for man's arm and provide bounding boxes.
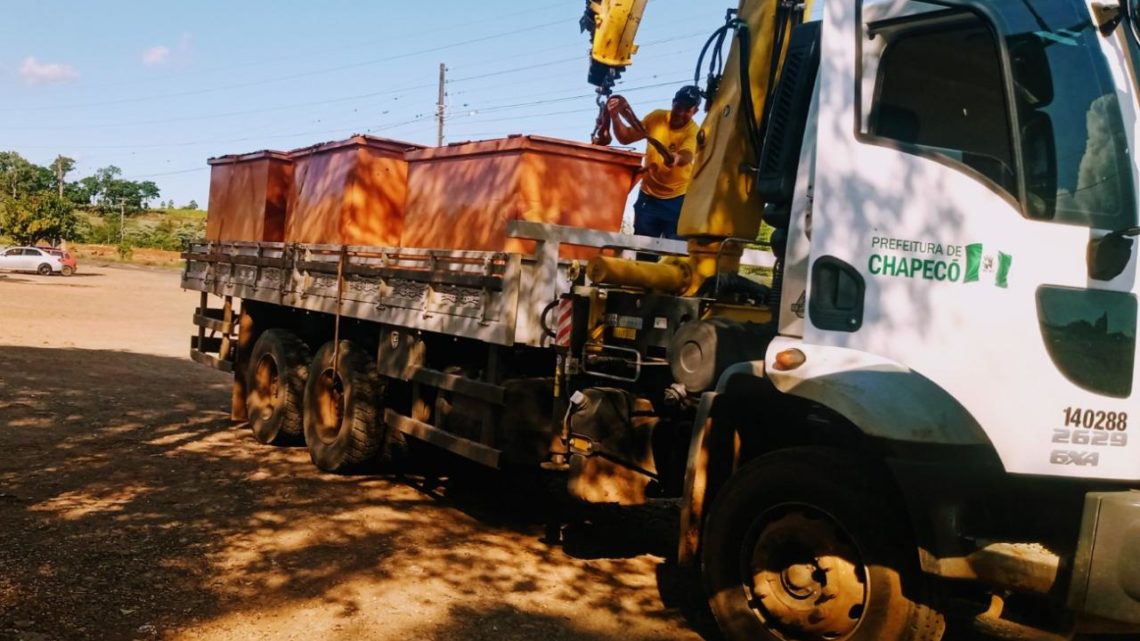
[606,96,647,145]
[673,126,698,167]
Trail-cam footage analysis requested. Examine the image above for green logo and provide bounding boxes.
[964,243,1012,289]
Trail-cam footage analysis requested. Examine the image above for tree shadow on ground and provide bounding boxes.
[0,346,701,641]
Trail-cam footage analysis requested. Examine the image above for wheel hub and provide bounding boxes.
[252,354,281,420]
[314,368,346,444]
[747,510,867,640]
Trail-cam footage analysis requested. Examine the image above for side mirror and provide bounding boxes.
[1088,227,1140,281]
[1020,112,1057,220]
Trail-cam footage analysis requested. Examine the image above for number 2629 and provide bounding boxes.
[1052,429,1127,447]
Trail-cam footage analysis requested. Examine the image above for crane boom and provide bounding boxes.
[586,0,811,287]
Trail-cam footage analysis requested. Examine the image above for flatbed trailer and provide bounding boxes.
[181,220,763,470]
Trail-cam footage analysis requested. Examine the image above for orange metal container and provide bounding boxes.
[400,135,642,257]
[206,151,292,242]
[286,135,424,246]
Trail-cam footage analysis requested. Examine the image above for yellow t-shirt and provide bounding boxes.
[639,109,699,199]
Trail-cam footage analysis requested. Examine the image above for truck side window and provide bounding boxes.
[862,7,1017,200]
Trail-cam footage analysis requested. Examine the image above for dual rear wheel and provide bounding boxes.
[246,330,310,445]
[302,340,387,473]
[244,332,391,473]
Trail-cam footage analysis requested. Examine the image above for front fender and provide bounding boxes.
[765,337,990,446]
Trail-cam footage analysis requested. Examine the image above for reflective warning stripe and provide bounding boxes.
[555,298,573,348]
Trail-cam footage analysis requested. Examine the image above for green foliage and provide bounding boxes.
[0,192,78,246]
[50,155,75,177]
[78,209,205,251]
[0,152,53,198]
[184,199,199,210]
[135,218,197,251]
[73,165,162,213]
[78,218,121,245]
[0,151,168,216]
[757,221,774,248]
[49,155,75,196]
[116,242,133,261]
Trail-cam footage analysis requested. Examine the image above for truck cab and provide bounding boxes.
[565,0,1140,638]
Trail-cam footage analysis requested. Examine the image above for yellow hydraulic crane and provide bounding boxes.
[583,0,810,296]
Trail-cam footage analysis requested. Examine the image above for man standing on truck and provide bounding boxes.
[606,86,702,240]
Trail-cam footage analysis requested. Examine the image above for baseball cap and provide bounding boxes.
[673,85,702,108]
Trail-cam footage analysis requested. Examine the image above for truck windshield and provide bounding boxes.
[1131,0,1140,48]
[992,0,1137,230]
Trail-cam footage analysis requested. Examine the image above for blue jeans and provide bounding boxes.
[633,192,684,240]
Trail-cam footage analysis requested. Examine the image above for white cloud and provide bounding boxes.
[142,46,171,66]
[19,56,78,85]
[142,34,191,67]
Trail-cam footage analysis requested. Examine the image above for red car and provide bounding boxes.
[37,247,78,276]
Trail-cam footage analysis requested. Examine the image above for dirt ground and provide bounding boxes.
[0,265,709,641]
[69,246,185,270]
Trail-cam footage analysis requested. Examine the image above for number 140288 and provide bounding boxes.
[1062,407,1128,431]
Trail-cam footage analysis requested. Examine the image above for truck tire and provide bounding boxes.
[702,447,944,641]
[246,329,311,445]
[303,340,384,473]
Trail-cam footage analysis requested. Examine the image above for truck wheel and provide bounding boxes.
[303,340,383,473]
[246,329,311,445]
[702,447,944,641]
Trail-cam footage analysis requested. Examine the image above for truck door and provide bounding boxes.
[808,0,1140,480]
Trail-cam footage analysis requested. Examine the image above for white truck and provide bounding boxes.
[185,0,1140,639]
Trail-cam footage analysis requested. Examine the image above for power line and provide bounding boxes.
[92,2,571,93]
[34,77,686,155]
[121,167,209,180]
[446,32,706,84]
[462,78,689,115]
[0,19,567,113]
[0,51,691,135]
[0,83,439,132]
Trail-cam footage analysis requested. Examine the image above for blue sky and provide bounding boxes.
[0,1,723,208]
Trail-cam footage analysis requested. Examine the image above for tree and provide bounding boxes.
[138,181,160,206]
[185,199,199,210]
[49,155,75,198]
[75,165,162,213]
[0,153,165,214]
[0,151,52,200]
[66,178,96,206]
[0,192,78,246]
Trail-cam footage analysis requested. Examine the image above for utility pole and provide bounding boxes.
[107,197,128,245]
[436,63,447,147]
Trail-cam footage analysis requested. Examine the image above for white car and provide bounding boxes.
[0,246,66,275]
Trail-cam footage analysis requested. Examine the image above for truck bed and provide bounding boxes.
[181,222,698,350]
